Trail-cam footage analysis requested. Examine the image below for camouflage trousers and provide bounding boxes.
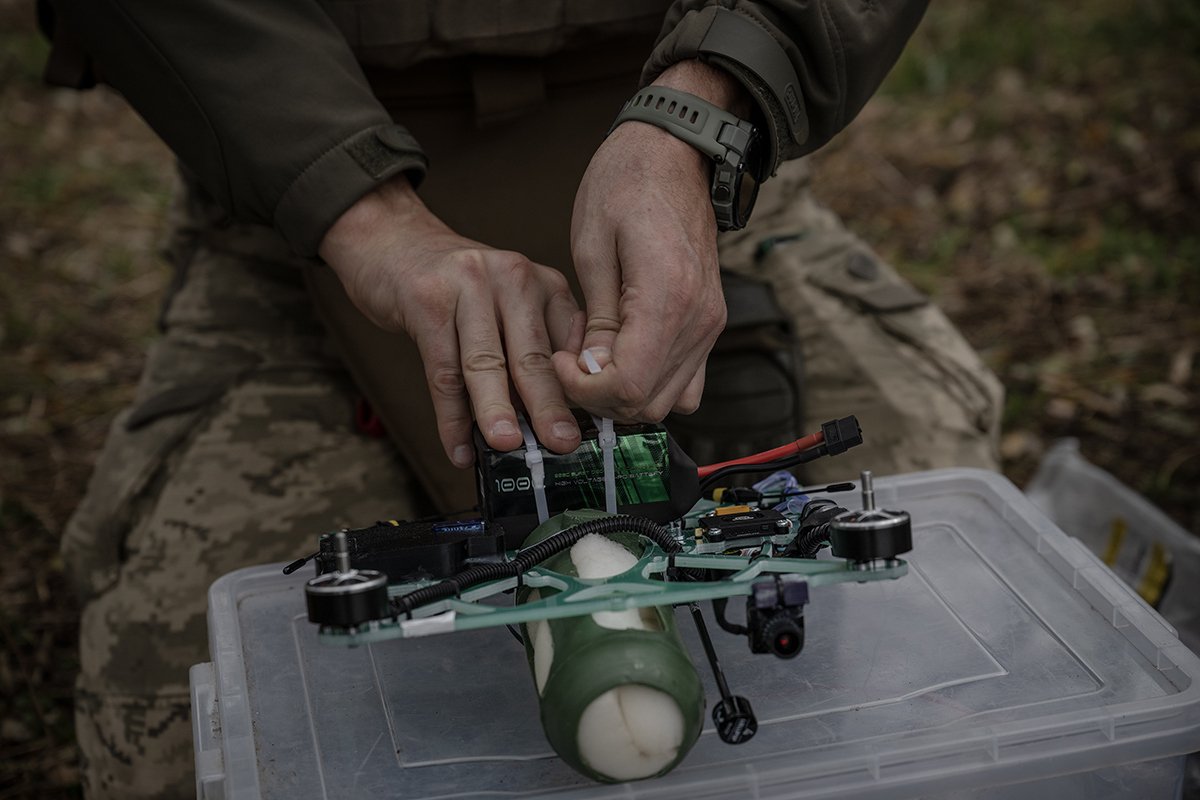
[63,158,1002,798]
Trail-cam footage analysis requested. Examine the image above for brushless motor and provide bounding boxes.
[305,531,389,628]
[830,471,913,565]
[518,511,705,783]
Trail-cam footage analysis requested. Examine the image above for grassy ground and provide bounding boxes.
[0,1,1197,797]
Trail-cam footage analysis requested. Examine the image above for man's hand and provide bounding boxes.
[319,176,584,467]
[554,61,751,422]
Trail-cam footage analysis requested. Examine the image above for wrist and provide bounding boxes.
[612,59,756,178]
[609,62,764,231]
[651,60,753,119]
[319,174,426,263]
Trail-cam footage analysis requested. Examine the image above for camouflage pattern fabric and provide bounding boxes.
[63,184,423,799]
[64,164,1002,798]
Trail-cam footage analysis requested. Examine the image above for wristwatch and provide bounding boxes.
[609,86,767,231]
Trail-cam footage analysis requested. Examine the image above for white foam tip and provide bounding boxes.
[577,685,684,781]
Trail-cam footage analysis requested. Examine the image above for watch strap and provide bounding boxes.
[608,86,738,162]
[610,86,761,231]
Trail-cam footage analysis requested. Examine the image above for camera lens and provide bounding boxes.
[762,615,804,659]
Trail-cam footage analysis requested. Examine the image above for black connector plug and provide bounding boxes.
[821,416,863,455]
[708,486,764,504]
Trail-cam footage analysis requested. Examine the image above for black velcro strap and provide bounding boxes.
[344,125,427,182]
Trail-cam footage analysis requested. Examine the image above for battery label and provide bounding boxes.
[482,428,671,519]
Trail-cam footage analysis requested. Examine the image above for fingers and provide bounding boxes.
[556,274,724,420]
[555,332,708,423]
[570,242,622,375]
[544,279,584,354]
[425,253,585,462]
[558,260,678,417]
[497,262,581,453]
[672,364,707,416]
[414,321,478,468]
[620,352,706,422]
[455,279,523,454]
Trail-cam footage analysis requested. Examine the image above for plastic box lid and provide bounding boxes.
[191,469,1200,799]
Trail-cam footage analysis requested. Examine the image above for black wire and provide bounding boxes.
[711,481,857,505]
[282,551,319,575]
[762,482,857,500]
[788,498,846,558]
[390,515,679,617]
[711,597,748,636]
[698,444,830,493]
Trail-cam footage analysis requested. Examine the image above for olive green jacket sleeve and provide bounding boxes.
[50,0,427,257]
[49,1,922,256]
[645,1,928,172]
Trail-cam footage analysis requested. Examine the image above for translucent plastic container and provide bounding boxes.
[191,469,1200,799]
[1027,438,1200,654]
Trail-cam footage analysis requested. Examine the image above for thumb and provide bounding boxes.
[573,253,622,374]
[577,311,618,374]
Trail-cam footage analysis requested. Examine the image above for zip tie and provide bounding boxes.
[597,417,617,514]
[582,348,603,375]
[517,414,550,524]
[581,350,618,515]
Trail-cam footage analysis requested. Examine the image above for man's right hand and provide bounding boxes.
[318,175,584,468]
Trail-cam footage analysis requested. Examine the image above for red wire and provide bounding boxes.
[695,431,825,479]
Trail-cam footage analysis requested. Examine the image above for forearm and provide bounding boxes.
[51,0,427,256]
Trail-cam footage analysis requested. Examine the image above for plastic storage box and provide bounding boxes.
[1026,438,1200,655]
[190,469,1200,799]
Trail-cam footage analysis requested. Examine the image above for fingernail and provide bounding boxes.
[452,445,474,468]
[552,420,578,442]
[491,419,518,438]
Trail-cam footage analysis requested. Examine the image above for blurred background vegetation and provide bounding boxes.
[2,0,1198,796]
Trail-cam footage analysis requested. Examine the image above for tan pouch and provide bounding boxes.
[718,161,1003,477]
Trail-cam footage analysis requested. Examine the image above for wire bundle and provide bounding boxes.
[697,434,829,493]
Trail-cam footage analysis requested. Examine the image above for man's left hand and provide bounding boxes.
[555,60,752,422]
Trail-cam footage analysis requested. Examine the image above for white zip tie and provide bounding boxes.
[582,349,618,514]
[582,347,603,375]
[518,414,550,524]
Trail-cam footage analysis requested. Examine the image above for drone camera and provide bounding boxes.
[747,575,809,659]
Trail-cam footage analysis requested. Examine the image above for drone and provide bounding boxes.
[287,413,913,782]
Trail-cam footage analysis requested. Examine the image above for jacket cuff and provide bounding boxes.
[274,123,428,257]
[641,6,805,175]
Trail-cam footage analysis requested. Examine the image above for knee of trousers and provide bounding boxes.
[707,175,1003,481]
[65,368,420,798]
